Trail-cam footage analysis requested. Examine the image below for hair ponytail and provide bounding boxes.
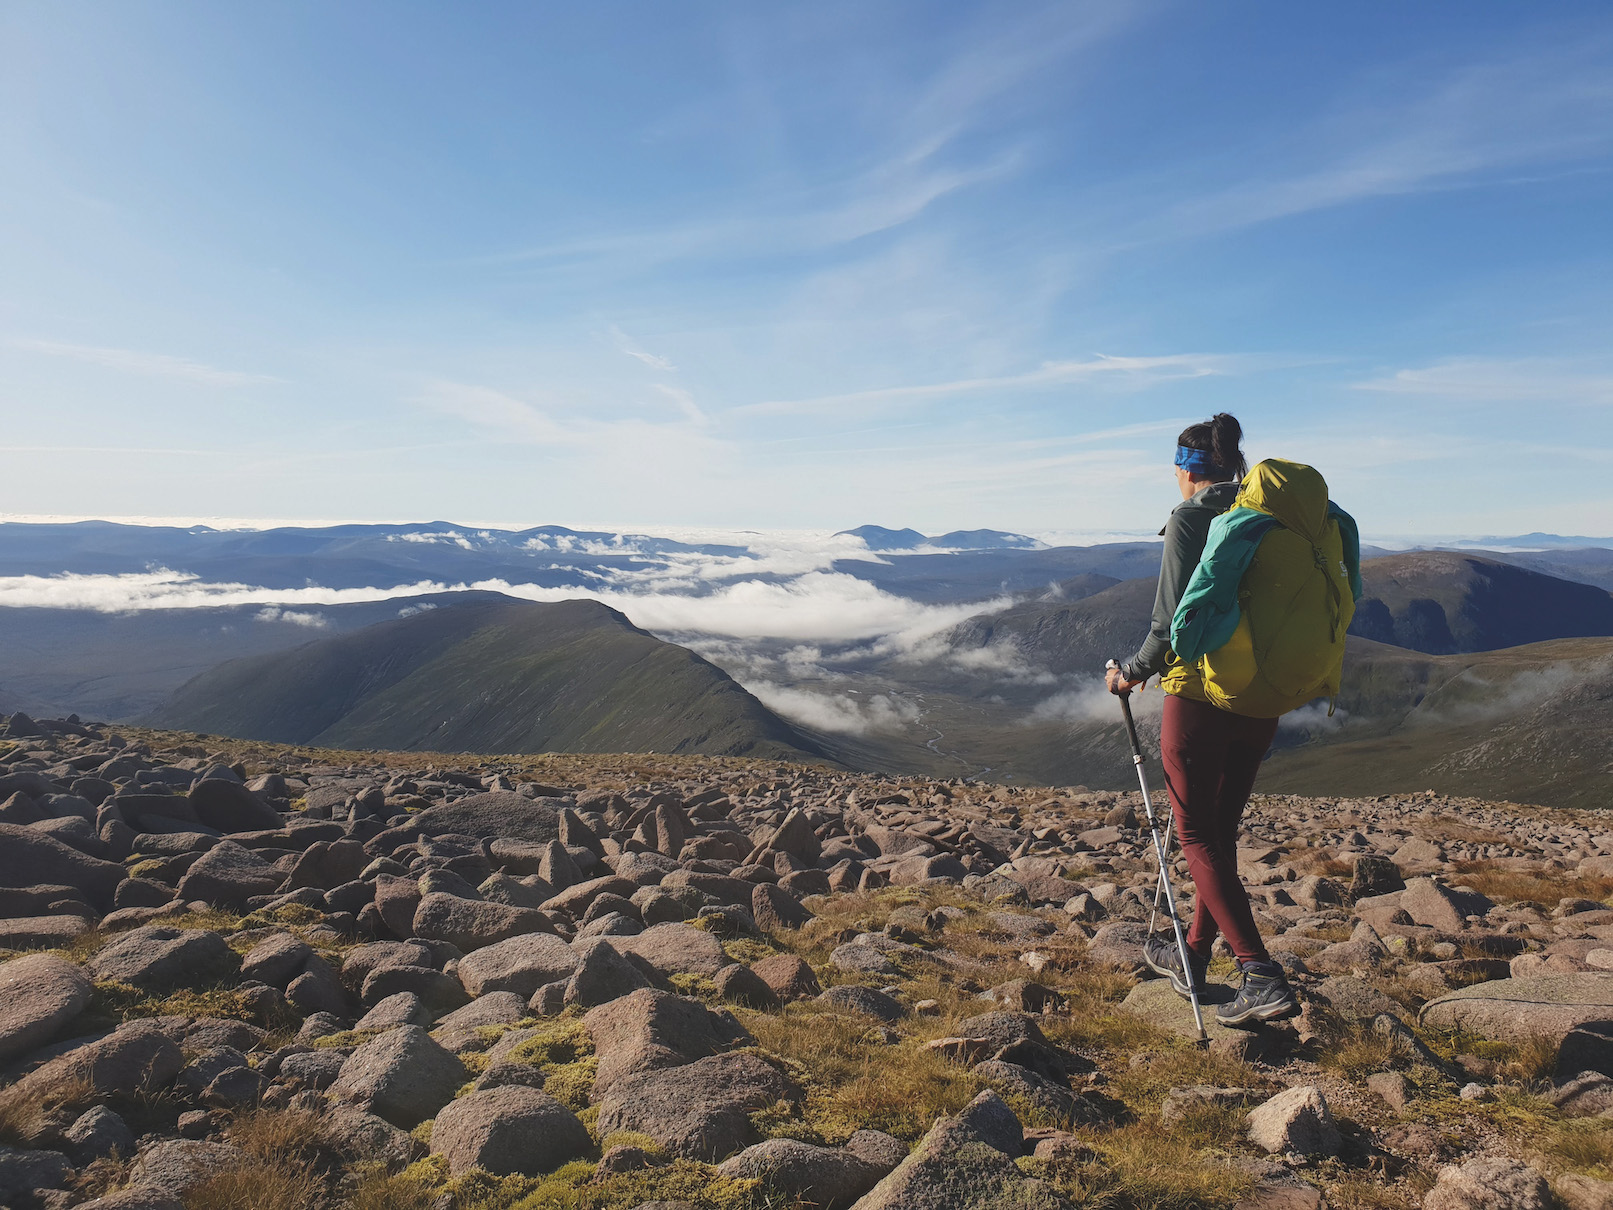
[1177,412,1246,481]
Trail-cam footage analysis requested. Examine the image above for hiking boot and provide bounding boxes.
[1216,961,1299,1028]
[1144,934,1207,999]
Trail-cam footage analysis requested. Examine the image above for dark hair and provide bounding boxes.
[1177,412,1246,481]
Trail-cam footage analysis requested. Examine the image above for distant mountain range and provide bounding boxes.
[146,596,825,763]
[5,520,1613,805]
[833,525,1044,551]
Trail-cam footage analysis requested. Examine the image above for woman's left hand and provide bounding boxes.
[1106,665,1144,695]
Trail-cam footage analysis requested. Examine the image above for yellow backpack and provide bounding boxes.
[1169,459,1361,718]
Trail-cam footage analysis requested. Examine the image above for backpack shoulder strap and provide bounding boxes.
[1171,507,1276,662]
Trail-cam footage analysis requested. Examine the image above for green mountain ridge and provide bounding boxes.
[146,595,826,763]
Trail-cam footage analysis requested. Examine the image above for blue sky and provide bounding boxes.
[2,1,1611,539]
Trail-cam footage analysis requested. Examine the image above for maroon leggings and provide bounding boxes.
[1158,693,1278,965]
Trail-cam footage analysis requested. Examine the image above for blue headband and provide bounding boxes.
[1175,445,1220,475]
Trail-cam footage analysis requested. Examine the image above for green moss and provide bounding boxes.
[670,973,718,999]
[126,859,168,880]
[722,938,781,965]
[410,1120,434,1150]
[597,1131,666,1157]
[91,980,273,1026]
[507,1158,769,1210]
[543,1058,599,1113]
[312,1030,376,1050]
[505,1020,593,1068]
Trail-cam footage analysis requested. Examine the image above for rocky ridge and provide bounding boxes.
[0,710,1608,1209]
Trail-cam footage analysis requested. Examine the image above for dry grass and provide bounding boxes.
[741,1004,984,1143]
[0,1074,97,1147]
[1447,861,1613,907]
[1320,1023,1406,1080]
[1034,1122,1256,1210]
[182,1156,323,1210]
[1326,1172,1434,1210]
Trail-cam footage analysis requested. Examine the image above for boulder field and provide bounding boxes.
[0,710,1608,1208]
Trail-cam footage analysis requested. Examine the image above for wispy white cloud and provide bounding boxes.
[610,325,677,372]
[744,681,921,735]
[7,337,274,386]
[1353,358,1613,405]
[254,606,328,628]
[1145,43,1613,241]
[739,354,1230,416]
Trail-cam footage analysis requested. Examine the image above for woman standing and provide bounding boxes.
[1104,413,1300,1027]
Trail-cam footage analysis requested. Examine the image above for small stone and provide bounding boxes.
[1246,1086,1340,1158]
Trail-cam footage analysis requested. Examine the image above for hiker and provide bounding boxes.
[1106,413,1360,1027]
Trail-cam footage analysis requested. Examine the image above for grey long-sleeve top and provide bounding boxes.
[1124,480,1240,682]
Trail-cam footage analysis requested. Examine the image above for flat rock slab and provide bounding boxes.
[412,793,561,844]
[1119,978,1247,1042]
[1421,974,1613,1044]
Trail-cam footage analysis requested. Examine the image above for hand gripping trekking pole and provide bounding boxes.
[1107,661,1206,1040]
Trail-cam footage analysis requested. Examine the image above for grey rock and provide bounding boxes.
[585,988,742,1094]
[127,1139,244,1200]
[355,992,433,1031]
[188,779,283,833]
[818,985,904,1022]
[753,882,812,931]
[607,922,727,977]
[718,1138,887,1210]
[751,953,821,1001]
[410,792,562,843]
[594,1051,801,1162]
[412,891,551,951]
[1422,975,1613,1045]
[566,937,655,1008]
[1246,1086,1340,1157]
[64,1105,135,1162]
[319,1103,421,1168]
[240,933,314,990]
[276,1049,348,1090]
[457,931,579,998]
[362,964,467,1012]
[174,840,282,907]
[430,1085,592,1176]
[0,821,125,910]
[714,963,779,1009]
[0,1144,71,1201]
[1423,1156,1551,1210]
[329,1025,467,1128]
[846,1108,1069,1209]
[0,953,92,1065]
[953,1089,1023,1156]
[972,1060,1093,1126]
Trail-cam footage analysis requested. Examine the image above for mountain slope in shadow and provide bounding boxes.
[1350,552,1613,653]
[146,594,826,762]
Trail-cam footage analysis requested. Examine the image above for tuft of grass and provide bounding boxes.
[1031,1122,1257,1210]
[0,1075,98,1147]
[1542,1119,1613,1175]
[742,1006,982,1143]
[182,1157,323,1210]
[1325,1172,1434,1210]
[1319,1023,1406,1080]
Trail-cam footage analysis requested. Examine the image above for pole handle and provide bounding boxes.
[1106,659,1146,760]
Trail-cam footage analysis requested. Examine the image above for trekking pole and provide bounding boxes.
[1107,661,1206,1041]
[1148,812,1175,935]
